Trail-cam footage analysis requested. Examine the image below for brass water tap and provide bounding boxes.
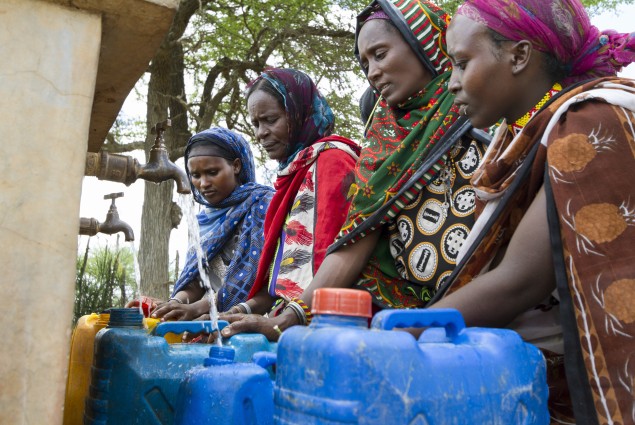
[84,119,191,194]
[136,120,190,194]
[79,192,135,241]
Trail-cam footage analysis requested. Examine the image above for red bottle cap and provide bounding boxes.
[312,288,372,318]
[127,296,154,318]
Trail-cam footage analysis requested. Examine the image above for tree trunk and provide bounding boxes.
[139,181,174,299]
[138,0,201,298]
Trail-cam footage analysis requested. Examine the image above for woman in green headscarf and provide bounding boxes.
[327,0,488,310]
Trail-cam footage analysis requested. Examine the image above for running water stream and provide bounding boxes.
[179,193,221,346]
[128,240,143,315]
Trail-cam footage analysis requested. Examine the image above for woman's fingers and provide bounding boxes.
[220,314,280,341]
[125,299,138,308]
[151,302,177,318]
[162,306,191,321]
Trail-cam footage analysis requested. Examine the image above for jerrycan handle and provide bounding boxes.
[370,309,465,340]
[153,320,229,337]
[252,351,277,369]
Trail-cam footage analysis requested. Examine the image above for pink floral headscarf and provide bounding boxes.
[456,0,635,86]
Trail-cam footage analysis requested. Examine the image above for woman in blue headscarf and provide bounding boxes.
[150,127,274,319]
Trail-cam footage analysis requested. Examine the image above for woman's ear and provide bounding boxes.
[232,158,242,176]
[509,40,532,75]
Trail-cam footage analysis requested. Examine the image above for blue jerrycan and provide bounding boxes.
[84,308,277,425]
[173,347,277,425]
[274,288,549,425]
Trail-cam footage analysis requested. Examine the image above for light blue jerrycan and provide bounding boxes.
[173,346,276,425]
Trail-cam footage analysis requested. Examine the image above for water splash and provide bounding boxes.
[178,193,221,346]
[129,240,143,317]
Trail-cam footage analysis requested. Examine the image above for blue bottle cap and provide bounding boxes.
[204,345,236,366]
[107,308,143,328]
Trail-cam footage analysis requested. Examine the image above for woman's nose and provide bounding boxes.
[199,175,211,189]
[256,124,269,139]
[367,62,380,85]
[448,72,460,95]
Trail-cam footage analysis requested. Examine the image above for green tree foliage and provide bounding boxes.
[74,240,138,324]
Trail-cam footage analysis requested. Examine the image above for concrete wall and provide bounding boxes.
[0,1,101,422]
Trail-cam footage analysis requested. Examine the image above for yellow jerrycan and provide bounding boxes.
[63,310,183,424]
[63,312,110,425]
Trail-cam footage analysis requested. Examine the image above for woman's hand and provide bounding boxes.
[223,305,246,316]
[126,296,164,317]
[220,314,282,342]
[219,309,301,342]
[126,295,163,309]
[151,298,210,321]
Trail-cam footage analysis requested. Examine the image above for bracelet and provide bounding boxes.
[237,302,252,315]
[273,325,282,335]
[286,297,312,325]
[285,301,307,326]
[168,297,184,304]
[292,298,312,324]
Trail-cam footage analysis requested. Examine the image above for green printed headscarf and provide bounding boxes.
[337,0,459,243]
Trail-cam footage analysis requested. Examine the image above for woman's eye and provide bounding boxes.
[266,117,277,125]
[376,50,386,60]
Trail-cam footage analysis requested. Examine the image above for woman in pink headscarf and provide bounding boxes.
[426,0,635,422]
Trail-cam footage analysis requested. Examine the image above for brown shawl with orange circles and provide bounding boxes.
[432,76,635,425]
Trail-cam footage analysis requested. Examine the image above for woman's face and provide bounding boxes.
[446,15,519,129]
[357,19,432,108]
[247,90,290,162]
[188,156,241,206]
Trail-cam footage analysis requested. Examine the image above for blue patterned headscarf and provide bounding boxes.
[247,68,335,168]
[173,127,274,312]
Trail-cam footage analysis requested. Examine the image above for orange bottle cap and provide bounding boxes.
[312,288,372,318]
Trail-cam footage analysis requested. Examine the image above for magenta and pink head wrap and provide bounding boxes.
[456,0,635,86]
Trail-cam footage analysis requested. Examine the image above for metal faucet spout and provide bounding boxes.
[136,148,191,194]
[136,119,191,194]
[79,192,135,241]
[99,208,135,242]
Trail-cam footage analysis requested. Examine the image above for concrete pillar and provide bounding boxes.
[0,1,101,422]
[0,0,177,422]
